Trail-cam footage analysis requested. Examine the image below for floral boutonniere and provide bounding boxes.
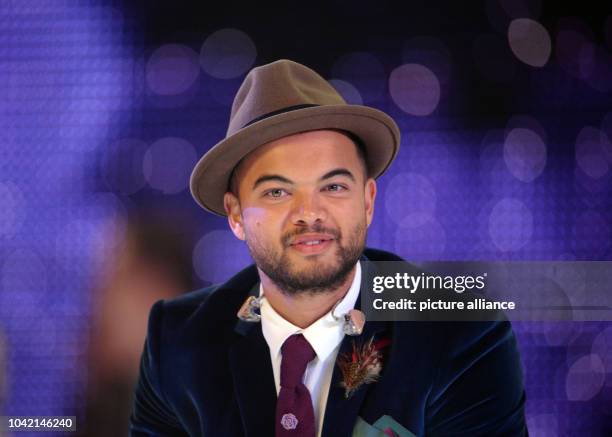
[337,336,391,399]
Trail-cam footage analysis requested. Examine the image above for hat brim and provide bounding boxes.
[190,104,400,216]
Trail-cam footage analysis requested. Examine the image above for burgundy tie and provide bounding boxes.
[275,334,317,437]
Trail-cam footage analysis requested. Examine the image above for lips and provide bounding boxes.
[289,233,335,246]
[287,233,336,255]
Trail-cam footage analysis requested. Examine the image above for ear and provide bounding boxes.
[224,192,245,240]
[364,178,377,227]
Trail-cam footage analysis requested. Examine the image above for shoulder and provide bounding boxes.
[145,263,259,343]
[363,247,404,262]
[429,318,521,375]
[424,318,526,434]
[385,318,525,434]
[157,285,217,317]
[390,317,520,379]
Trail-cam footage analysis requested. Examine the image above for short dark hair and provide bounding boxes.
[227,129,368,196]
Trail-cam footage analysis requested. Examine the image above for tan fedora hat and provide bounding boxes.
[190,59,400,216]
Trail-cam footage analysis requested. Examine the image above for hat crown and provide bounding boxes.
[227,59,346,136]
[190,58,400,216]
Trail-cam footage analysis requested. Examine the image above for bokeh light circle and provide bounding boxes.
[328,79,363,105]
[389,64,440,116]
[143,137,198,194]
[506,114,548,142]
[146,44,200,95]
[591,326,612,377]
[503,127,547,182]
[507,18,551,67]
[384,172,436,226]
[200,28,257,79]
[488,198,533,252]
[565,353,605,401]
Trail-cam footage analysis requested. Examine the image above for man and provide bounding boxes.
[130,60,527,436]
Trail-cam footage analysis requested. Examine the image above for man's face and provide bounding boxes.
[224,129,377,295]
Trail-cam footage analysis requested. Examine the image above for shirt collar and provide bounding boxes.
[260,261,362,362]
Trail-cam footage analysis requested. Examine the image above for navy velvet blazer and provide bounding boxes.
[129,248,527,436]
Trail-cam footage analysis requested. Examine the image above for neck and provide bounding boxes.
[259,265,357,329]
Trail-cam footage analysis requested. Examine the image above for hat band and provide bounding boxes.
[242,103,319,128]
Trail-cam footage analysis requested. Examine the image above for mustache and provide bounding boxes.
[281,224,341,247]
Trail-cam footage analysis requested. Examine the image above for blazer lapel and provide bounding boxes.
[322,257,389,436]
[228,321,277,437]
[321,319,388,437]
[228,282,277,436]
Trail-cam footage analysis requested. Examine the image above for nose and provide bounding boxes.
[290,191,327,227]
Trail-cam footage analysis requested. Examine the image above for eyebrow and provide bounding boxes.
[252,168,356,191]
[252,174,293,190]
[320,168,356,182]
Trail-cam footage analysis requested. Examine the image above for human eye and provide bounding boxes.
[263,188,289,198]
[324,183,348,192]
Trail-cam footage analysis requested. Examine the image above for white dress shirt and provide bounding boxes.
[260,261,362,437]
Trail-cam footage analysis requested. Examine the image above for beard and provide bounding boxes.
[244,221,366,296]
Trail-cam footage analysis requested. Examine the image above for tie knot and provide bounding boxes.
[280,334,316,388]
